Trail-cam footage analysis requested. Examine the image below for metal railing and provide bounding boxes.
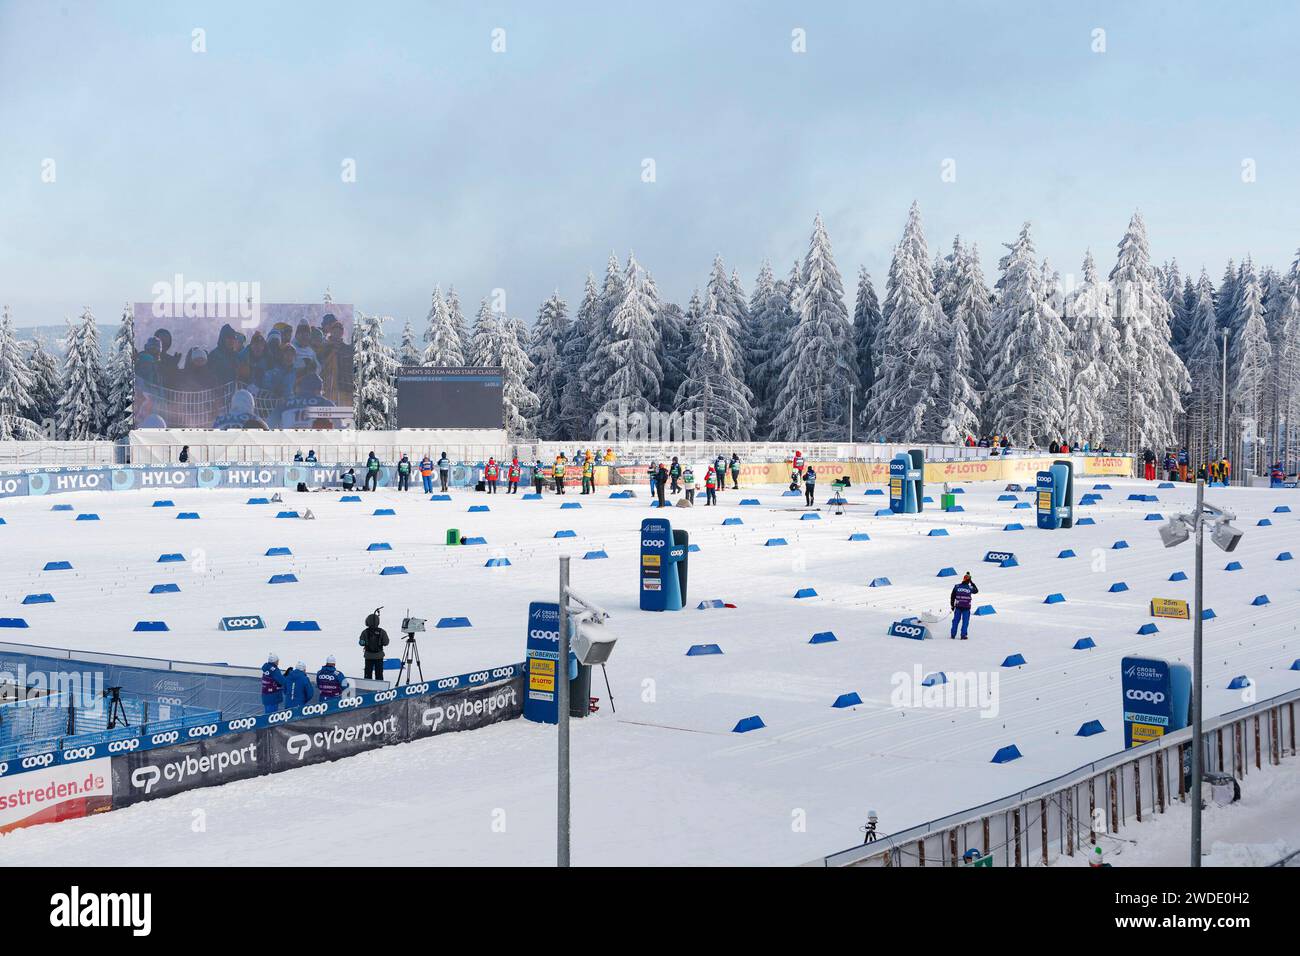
[815,688,1300,867]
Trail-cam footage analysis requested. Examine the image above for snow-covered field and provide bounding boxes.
[2,475,1298,865]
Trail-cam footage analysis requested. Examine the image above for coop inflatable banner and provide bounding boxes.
[524,601,561,724]
[1121,656,1191,749]
[639,517,687,611]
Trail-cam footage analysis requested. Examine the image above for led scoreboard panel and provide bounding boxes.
[395,366,504,429]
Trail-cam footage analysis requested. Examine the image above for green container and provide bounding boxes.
[941,493,956,511]
[445,528,461,546]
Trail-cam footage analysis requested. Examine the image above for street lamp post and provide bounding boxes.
[554,555,615,867]
[1190,480,1205,866]
[1158,484,1242,866]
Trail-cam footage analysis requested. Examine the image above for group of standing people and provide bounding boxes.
[260,652,350,713]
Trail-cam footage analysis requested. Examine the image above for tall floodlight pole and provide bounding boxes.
[557,555,571,867]
[1190,479,1205,866]
[1159,482,1240,867]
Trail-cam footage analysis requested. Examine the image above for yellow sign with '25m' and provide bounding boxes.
[1149,598,1190,620]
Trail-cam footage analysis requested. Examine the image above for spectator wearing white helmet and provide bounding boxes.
[316,655,348,701]
[283,659,314,708]
[260,653,285,713]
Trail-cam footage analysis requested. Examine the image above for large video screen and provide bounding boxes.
[133,303,354,429]
[396,366,504,429]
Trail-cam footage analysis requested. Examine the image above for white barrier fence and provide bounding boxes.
[815,688,1300,867]
[2,435,1132,470]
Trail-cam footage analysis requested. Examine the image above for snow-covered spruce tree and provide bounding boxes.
[577,254,629,430]
[984,224,1069,444]
[705,257,749,378]
[103,302,136,440]
[1272,270,1300,463]
[1182,270,1224,459]
[674,291,756,440]
[399,319,422,366]
[589,254,664,429]
[423,286,465,367]
[1216,260,1238,333]
[1106,212,1188,450]
[851,265,883,403]
[946,243,992,424]
[748,264,796,436]
[1228,259,1272,456]
[353,312,395,430]
[558,273,599,440]
[656,301,688,406]
[0,305,41,440]
[56,307,105,440]
[527,292,570,440]
[940,297,981,443]
[868,202,951,441]
[468,299,497,368]
[27,335,62,429]
[445,287,470,360]
[1161,258,1188,348]
[769,214,856,442]
[1063,252,1120,445]
[498,316,539,438]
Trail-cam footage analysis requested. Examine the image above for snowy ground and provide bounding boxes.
[1,475,1298,865]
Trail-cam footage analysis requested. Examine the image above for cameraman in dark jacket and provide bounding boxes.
[358,611,390,680]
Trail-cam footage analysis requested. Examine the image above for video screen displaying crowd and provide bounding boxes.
[132,304,354,429]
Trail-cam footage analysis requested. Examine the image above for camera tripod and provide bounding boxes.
[104,686,130,730]
[395,632,424,686]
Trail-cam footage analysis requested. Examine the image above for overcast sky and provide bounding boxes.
[2,0,1297,329]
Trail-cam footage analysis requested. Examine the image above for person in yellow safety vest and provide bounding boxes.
[1208,459,1221,483]
[1221,457,1231,484]
[553,457,566,495]
[581,457,595,495]
[604,448,615,464]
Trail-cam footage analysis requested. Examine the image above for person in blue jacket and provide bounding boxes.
[261,653,285,713]
[315,655,348,701]
[282,660,315,707]
[949,572,980,640]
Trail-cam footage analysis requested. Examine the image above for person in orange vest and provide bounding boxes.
[419,454,434,494]
[704,466,718,506]
[506,457,521,494]
[484,457,499,494]
[1220,457,1231,485]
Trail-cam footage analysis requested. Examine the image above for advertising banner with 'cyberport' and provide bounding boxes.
[408,675,523,742]
[110,730,263,808]
[262,695,409,772]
